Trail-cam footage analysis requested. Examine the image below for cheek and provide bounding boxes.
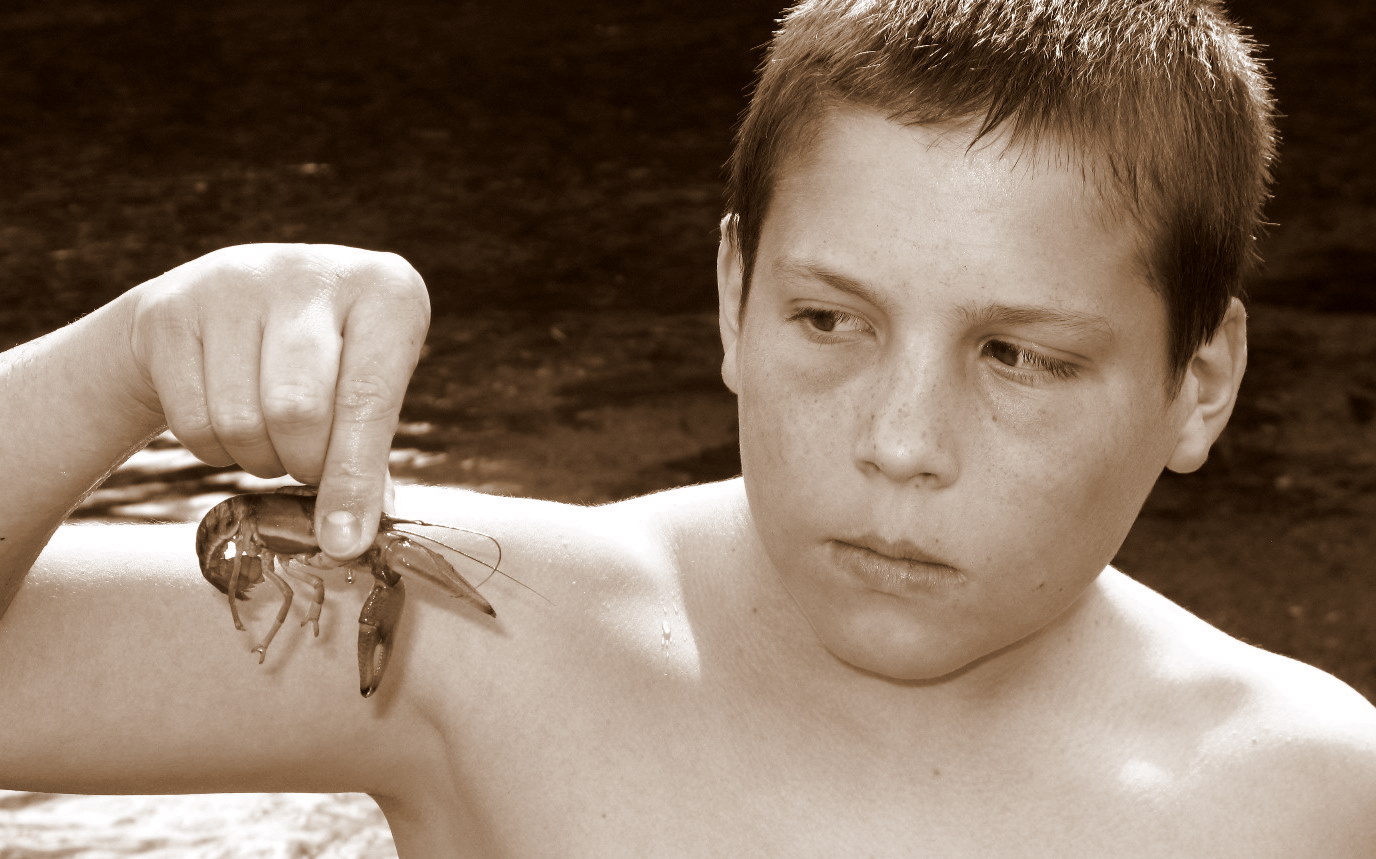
[735,338,845,464]
[979,397,1170,574]
[734,351,860,548]
[736,388,831,524]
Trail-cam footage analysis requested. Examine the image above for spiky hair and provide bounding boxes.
[725,0,1277,381]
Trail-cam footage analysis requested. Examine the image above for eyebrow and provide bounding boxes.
[953,301,1117,344]
[776,260,887,308]
[776,259,1117,343]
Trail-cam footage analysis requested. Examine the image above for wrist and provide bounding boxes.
[100,286,170,435]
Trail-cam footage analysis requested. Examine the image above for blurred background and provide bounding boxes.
[1,0,1372,855]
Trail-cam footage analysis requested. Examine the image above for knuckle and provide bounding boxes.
[208,244,327,299]
[353,254,430,313]
[209,406,267,447]
[131,289,199,357]
[369,250,423,286]
[325,456,374,485]
[255,246,321,291]
[169,403,216,443]
[137,288,198,330]
[202,246,275,288]
[334,373,400,422]
[317,466,385,514]
[261,381,332,428]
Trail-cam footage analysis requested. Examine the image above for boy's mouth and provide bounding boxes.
[830,537,964,594]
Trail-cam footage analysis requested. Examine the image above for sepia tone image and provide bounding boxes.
[1,0,1373,855]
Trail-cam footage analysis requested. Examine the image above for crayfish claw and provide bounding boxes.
[383,536,495,617]
[357,573,406,698]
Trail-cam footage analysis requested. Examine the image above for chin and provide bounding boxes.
[821,622,988,684]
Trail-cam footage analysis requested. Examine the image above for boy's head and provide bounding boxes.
[724,0,1276,386]
[714,0,1266,682]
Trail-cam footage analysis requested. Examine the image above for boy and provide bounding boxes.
[2,0,1374,855]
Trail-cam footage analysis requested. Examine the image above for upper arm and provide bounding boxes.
[1249,723,1376,857]
[1212,660,1376,858]
[1270,671,1376,856]
[0,522,440,797]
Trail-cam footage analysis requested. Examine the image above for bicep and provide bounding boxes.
[0,523,436,797]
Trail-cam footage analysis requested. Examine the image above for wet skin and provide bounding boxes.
[719,106,1203,682]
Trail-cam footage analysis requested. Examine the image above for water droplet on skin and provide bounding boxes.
[661,620,672,649]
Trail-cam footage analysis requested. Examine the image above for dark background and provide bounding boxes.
[1,0,1372,699]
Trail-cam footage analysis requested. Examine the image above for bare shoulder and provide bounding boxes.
[1099,571,1376,856]
[385,478,740,679]
[390,478,735,586]
[382,481,741,808]
[393,478,744,575]
[1215,642,1376,855]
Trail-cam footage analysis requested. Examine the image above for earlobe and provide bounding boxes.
[1166,298,1248,474]
[717,215,745,395]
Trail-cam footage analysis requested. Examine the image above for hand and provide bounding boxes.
[127,244,429,559]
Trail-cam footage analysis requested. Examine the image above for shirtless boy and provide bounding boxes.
[2,0,1374,855]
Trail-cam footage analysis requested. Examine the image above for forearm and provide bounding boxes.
[0,291,164,615]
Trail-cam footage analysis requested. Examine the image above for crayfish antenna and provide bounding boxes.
[384,536,495,616]
[389,525,552,607]
[387,517,502,573]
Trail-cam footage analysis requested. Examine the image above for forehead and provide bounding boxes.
[759,105,1157,324]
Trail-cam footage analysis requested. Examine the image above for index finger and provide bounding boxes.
[314,279,430,560]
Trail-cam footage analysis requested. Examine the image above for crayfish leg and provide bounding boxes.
[227,548,247,632]
[281,561,325,637]
[251,558,295,664]
[358,575,406,698]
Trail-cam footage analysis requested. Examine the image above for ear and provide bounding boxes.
[1166,298,1248,473]
[717,214,745,395]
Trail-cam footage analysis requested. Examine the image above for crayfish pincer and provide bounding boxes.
[195,486,503,697]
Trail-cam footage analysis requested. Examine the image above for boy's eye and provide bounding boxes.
[788,307,868,336]
[982,339,1078,380]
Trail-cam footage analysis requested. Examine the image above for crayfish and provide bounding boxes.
[195,486,502,697]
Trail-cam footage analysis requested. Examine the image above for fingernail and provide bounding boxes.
[320,510,363,557]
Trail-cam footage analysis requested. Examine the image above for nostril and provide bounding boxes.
[856,415,960,488]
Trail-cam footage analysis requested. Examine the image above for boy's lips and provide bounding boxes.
[830,536,964,594]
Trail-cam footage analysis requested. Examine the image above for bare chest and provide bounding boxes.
[394,689,1225,858]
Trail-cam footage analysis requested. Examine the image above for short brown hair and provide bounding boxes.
[725,0,1277,383]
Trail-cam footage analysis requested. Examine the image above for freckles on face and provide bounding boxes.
[726,107,1186,680]
[980,400,1162,581]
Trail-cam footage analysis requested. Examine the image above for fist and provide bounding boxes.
[127,244,429,558]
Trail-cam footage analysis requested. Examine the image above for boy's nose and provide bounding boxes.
[853,362,961,488]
